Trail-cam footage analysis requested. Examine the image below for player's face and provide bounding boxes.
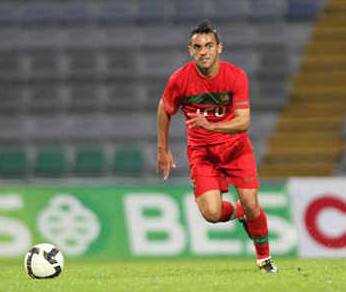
[188,33,223,73]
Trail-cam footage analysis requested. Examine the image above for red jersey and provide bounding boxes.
[162,61,250,146]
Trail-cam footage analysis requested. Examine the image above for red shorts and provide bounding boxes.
[187,137,259,197]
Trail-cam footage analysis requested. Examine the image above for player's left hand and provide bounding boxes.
[186,112,214,131]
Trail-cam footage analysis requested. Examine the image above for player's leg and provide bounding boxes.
[195,189,223,223]
[236,187,278,273]
[221,137,278,272]
[194,176,246,223]
[188,145,244,223]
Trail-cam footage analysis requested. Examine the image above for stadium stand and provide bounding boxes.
[260,0,346,177]
[0,0,332,179]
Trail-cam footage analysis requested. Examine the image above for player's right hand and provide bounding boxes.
[156,147,176,182]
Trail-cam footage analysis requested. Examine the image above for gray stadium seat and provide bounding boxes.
[26,115,68,143]
[101,114,154,141]
[0,3,20,25]
[65,49,100,79]
[139,27,187,49]
[101,27,139,48]
[65,115,109,142]
[0,84,25,114]
[211,0,250,22]
[26,84,66,113]
[136,0,172,24]
[104,83,146,111]
[172,0,209,23]
[136,51,186,79]
[93,1,136,24]
[218,24,255,49]
[0,50,26,80]
[222,51,259,76]
[20,2,64,25]
[66,83,102,113]
[249,0,287,21]
[28,49,62,79]
[105,49,136,78]
[0,117,27,143]
[20,1,92,25]
[139,82,165,111]
[249,113,279,140]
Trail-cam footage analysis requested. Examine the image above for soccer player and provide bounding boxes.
[156,20,278,273]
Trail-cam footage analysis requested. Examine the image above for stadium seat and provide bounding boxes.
[249,0,287,21]
[136,0,172,24]
[0,3,20,25]
[66,83,102,113]
[104,83,145,112]
[136,51,186,79]
[20,1,92,25]
[20,2,64,25]
[105,49,136,78]
[285,0,320,21]
[0,84,25,114]
[139,27,186,49]
[57,2,93,25]
[172,0,208,23]
[65,49,100,79]
[0,117,27,143]
[27,116,68,143]
[28,49,62,79]
[211,0,250,22]
[35,147,65,177]
[140,82,165,111]
[218,24,254,49]
[26,84,65,113]
[93,1,136,24]
[113,147,144,176]
[102,114,154,141]
[0,148,27,177]
[65,115,111,142]
[0,50,26,80]
[73,145,105,176]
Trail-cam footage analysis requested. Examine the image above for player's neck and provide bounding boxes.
[195,61,220,79]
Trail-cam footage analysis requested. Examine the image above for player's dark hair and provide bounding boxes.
[189,20,221,44]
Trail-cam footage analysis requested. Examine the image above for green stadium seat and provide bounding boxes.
[113,147,144,176]
[0,148,27,177]
[35,147,65,177]
[74,146,105,176]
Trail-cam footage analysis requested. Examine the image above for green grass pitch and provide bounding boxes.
[1,258,346,292]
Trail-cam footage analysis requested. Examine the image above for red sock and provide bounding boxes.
[246,209,270,259]
[219,200,247,222]
[235,200,245,218]
[219,201,234,222]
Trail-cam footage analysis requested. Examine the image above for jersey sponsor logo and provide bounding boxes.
[182,92,232,118]
[182,92,232,106]
[196,107,226,117]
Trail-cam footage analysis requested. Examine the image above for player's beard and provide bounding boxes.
[196,55,219,76]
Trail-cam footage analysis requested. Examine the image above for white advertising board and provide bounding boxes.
[288,178,346,257]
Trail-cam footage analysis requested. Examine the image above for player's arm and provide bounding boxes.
[157,99,176,181]
[186,108,250,133]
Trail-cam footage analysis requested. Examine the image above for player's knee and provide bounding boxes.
[200,207,221,223]
[240,197,259,218]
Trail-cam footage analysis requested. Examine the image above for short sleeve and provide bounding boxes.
[161,75,181,115]
[233,69,249,110]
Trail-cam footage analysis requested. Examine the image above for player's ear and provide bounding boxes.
[217,42,224,54]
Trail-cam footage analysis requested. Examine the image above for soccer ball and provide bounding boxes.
[24,243,64,279]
